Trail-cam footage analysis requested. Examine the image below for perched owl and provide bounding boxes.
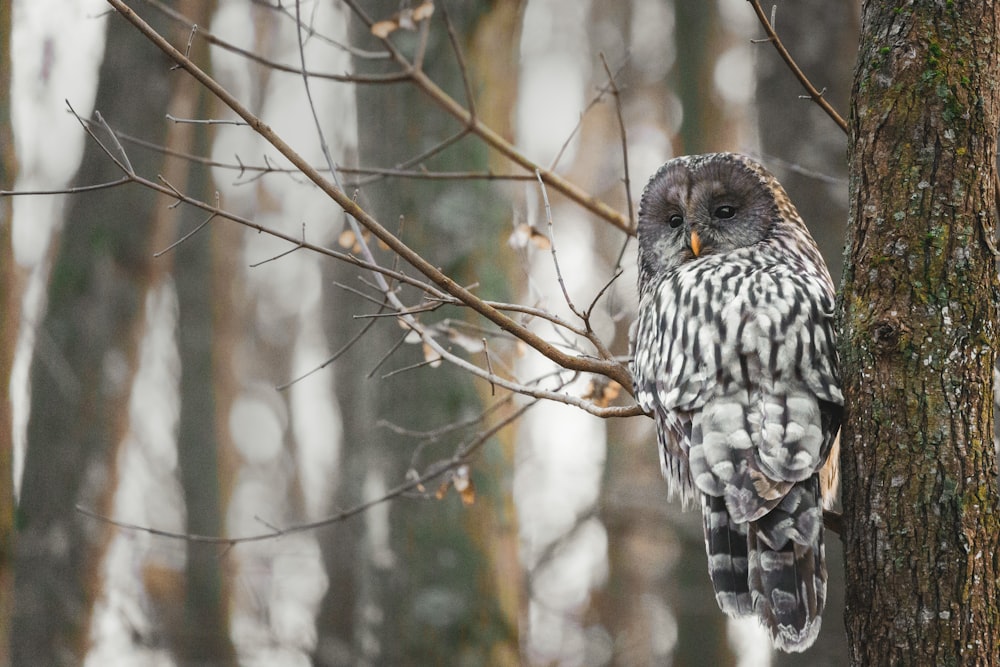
[630,153,842,652]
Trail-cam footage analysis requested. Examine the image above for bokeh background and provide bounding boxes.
[2,1,857,664]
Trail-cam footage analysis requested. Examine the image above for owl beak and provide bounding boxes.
[689,229,702,257]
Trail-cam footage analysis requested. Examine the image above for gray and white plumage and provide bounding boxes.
[630,152,842,652]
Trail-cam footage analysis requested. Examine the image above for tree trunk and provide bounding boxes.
[12,8,172,662]
[318,4,521,664]
[0,3,15,664]
[840,1,1000,664]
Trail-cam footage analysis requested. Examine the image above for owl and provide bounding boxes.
[630,153,842,652]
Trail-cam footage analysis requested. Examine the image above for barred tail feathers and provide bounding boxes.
[701,493,753,617]
[747,476,827,652]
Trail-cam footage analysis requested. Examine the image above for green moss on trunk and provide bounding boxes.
[840,2,1000,664]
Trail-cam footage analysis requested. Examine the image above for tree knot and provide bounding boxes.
[870,315,908,351]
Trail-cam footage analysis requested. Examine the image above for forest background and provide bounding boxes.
[3,1,869,665]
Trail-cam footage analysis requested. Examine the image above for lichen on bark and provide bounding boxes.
[840,2,1000,664]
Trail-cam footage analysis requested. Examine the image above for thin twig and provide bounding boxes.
[412,5,433,72]
[246,0,389,59]
[600,53,635,231]
[0,176,131,196]
[549,58,628,173]
[146,0,632,230]
[536,169,583,320]
[346,128,475,187]
[352,304,440,319]
[752,151,847,185]
[69,104,454,302]
[143,0,405,83]
[248,242,303,268]
[154,206,216,257]
[367,330,412,379]
[483,339,496,396]
[381,357,441,380]
[294,0,342,197]
[276,314,379,390]
[340,0,631,233]
[77,107,134,175]
[165,113,249,126]
[74,395,526,545]
[585,270,623,320]
[379,398,511,441]
[169,22,197,70]
[440,2,476,122]
[342,166,537,185]
[425,295,591,338]
[94,111,135,174]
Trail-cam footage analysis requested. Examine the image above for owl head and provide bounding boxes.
[636,152,797,286]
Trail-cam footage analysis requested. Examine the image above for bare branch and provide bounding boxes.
[584,270,624,326]
[367,330,411,379]
[107,0,632,394]
[142,0,632,231]
[111,131,540,183]
[69,102,134,175]
[339,0,632,233]
[549,57,628,175]
[536,170,584,320]
[154,204,217,257]
[94,110,135,173]
[77,393,541,545]
[440,2,477,121]
[0,176,131,196]
[143,0,407,83]
[276,313,379,390]
[483,340,497,396]
[165,113,248,126]
[599,53,635,229]
[381,357,442,380]
[411,4,433,72]
[747,0,848,134]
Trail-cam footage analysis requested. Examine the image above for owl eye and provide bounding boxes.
[668,214,684,228]
[714,205,737,220]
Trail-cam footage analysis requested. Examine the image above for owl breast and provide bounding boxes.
[634,247,840,496]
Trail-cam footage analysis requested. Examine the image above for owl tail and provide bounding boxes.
[701,493,754,617]
[747,476,827,652]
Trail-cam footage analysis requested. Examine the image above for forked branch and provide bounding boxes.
[104,0,636,398]
[140,0,633,233]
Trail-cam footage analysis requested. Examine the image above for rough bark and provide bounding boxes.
[840,2,1000,664]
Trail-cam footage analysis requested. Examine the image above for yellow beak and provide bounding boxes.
[690,229,702,257]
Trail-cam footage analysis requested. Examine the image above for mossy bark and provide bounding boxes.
[841,1,1000,664]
